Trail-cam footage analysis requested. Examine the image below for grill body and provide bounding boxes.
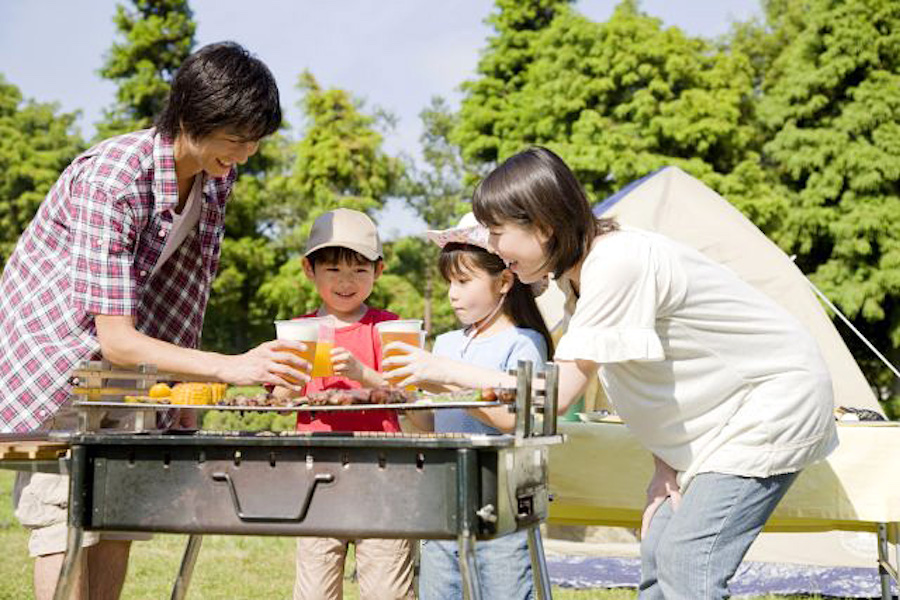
[75,433,554,539]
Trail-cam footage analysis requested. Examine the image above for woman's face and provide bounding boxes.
[486,221,549,284]
[447,264,508,326]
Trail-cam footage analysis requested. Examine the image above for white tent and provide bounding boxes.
[539,166,887,569]
[537,165,882,414]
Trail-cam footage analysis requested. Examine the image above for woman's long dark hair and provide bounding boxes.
[439,243,553,356]
[473,146,617,278]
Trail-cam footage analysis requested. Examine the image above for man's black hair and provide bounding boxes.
[155,41,281,141]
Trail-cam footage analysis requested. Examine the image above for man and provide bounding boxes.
[0,41,308,599]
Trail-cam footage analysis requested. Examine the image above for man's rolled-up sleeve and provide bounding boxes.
[69,182,138,316]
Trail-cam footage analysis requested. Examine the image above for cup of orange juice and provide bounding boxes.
[274,318,334,382]
[376,319,424,390]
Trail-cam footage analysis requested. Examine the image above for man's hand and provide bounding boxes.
[222,340,312,392]
[641,456,682,539]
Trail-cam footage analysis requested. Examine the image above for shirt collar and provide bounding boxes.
[152,129,180,215]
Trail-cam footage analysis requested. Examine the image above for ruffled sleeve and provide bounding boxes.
[555,233,666,364]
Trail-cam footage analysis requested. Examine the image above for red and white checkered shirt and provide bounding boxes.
[0,129,235,432]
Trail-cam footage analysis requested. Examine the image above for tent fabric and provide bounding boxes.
[537,166,881,414]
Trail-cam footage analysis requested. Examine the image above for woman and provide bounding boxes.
[386,147,838,599]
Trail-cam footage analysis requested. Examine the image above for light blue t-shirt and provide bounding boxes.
[432,326,547,434]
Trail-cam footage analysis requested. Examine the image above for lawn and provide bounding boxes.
[0,470,834,599]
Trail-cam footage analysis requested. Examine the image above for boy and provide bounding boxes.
[290,208,415,600]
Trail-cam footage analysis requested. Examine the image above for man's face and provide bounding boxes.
[184,128,260,178]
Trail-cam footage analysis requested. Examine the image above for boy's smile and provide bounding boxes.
[303,257,384,322]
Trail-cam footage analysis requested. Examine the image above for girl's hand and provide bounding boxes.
[331,346,365,382]
[640,456,682,539]
[381,342,449,387]
[222,340,311,392]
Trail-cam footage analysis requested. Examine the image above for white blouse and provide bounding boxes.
[556,228,838,488]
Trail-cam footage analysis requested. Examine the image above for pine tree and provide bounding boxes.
[454,0,573,168]
[454,0,783,232]
[96,0,195,139]
[759,0,900,401]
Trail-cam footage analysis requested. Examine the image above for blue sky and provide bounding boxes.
[0,0,761,237]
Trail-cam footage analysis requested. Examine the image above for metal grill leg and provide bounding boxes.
[877,523,899,600]
[527,526,553,600]
[171,535,203,600]
[458,533,483,600]
[52,526,84,600]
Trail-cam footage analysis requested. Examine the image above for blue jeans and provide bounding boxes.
[640,471,798,600]
[419,531,534,600]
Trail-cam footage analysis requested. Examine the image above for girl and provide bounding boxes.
[388,148,838,600]
[397,212,551,600]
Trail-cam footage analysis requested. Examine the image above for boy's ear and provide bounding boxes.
[373,260,385,279]
[302,257,315,279]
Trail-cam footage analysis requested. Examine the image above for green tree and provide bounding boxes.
[758,0,900,403]
[398,97,471,335]
[455,0,784,231]
[97,0,195,139]
[0,76,84,267]
[454,0,573,170]
[254,72,404,329]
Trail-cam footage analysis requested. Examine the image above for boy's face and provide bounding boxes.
[303,256,383,317]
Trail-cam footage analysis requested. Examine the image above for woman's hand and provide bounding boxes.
[381,342,450,387]
[331,346,365,382]
[640,456,682,539]
[219,340,310,392]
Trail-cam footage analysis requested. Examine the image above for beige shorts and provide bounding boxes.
[14,472,151,558]
[294,536,415,600]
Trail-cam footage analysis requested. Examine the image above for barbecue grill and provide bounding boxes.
[0,359,564,600]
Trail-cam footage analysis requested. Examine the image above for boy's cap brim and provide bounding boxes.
[304,241,382,261]
[303,208,383,260]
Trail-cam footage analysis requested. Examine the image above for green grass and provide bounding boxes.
[0,471,836,599]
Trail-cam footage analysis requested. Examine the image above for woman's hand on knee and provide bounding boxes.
[640,456,682,539]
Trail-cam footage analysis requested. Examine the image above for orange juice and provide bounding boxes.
[311,340,333,377]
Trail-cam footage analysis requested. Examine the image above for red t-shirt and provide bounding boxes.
[295,307,401,432]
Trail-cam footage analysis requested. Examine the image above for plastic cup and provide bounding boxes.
[376,320,424,390]
[274,318,334,381]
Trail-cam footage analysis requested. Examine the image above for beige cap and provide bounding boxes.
[304,208,383,260]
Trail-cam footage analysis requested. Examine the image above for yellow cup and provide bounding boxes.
[274,318,334,381]
[376,320,424,390]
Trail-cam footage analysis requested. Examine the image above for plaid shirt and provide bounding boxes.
[0,129,235,432]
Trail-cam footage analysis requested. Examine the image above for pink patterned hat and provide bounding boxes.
[426,213,549,297]
[425,213,491,251]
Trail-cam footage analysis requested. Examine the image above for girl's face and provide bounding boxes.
[486,221,549,284]
[447,263,511,326]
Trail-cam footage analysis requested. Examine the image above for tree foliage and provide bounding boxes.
[97,0,195,139]
[0,76,83,267]
[758,0,900,399]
